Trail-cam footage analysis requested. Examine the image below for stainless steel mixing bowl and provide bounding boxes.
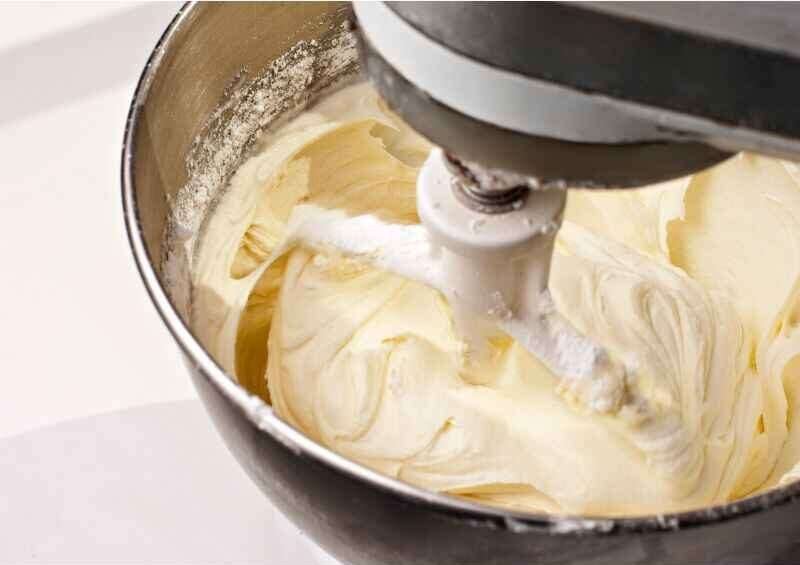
[122,3,800,564]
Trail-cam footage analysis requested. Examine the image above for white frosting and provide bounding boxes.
[190,83,800,516]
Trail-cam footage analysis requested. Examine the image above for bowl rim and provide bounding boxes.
[121,0,800,536]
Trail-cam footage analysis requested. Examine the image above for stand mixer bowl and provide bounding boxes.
[122,3,800,564]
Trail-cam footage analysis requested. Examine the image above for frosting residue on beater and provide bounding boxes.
[189,83,800,516]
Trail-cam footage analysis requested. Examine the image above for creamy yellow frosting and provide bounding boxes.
[191,83,800,516]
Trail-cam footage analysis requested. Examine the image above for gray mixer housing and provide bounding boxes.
[356,2,800,188]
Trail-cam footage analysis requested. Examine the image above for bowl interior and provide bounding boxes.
[130,1,353,273]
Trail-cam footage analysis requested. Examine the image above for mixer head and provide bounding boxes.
[354,1,800,191]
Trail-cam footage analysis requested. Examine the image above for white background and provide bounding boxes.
[0,4,336,563]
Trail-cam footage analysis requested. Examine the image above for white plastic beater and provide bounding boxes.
[282,149,628,413]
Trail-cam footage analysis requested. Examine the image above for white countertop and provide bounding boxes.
[0,1,191,441]
[0,4,338,563]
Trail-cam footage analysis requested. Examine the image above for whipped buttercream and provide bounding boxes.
[190,83,800,516]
